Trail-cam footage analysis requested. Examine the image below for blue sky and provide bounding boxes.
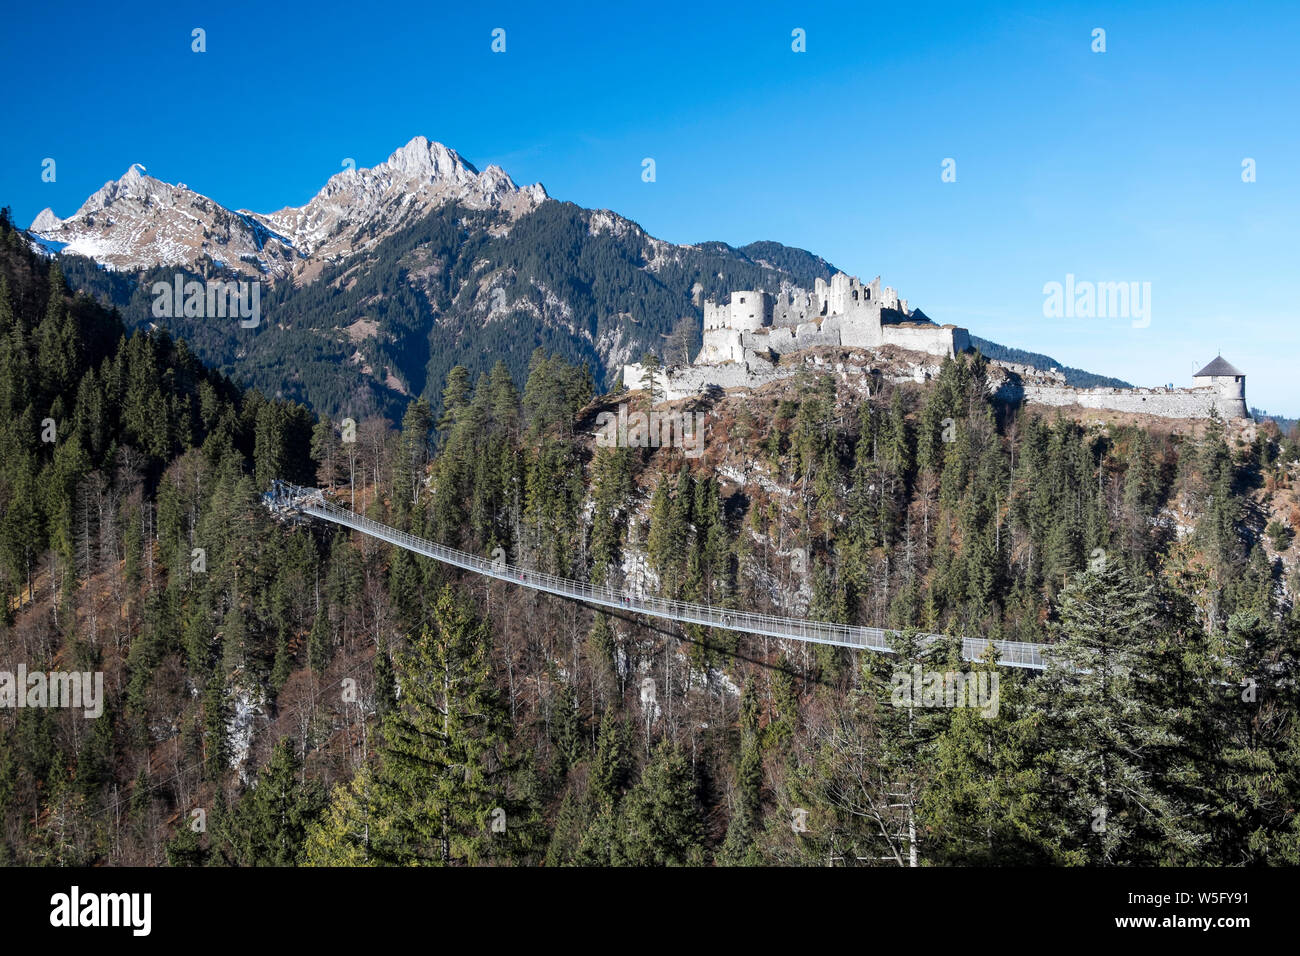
[2,0,1296,412]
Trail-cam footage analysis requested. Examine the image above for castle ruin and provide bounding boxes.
[622,272,1250,422]
[694,272,970,365]
[995,355,1249,420]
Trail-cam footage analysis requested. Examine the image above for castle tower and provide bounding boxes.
[828,272,857,315]
[1192,356,1249,419]
[727,290,770,331]
[703,299,729,331]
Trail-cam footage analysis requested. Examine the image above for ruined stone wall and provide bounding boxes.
[993,359,1065,382]
[835,306,886,349]
[743,321,850,355]
[695,308,962,363]
[703,300,728,331]
[623,359,797,402]
[772,290,816,328]
[697,327,745,364]
[881,323,964,358]
[689,272,968,387]
[629,362,1246,421]
[827,272,862,315]
[996,381,1232,419]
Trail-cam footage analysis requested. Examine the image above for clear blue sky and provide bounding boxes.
[2,0,1296,413]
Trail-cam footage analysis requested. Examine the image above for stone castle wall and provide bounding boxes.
[698,307,963,361]
[631,272,1248,422]
[623,359,799,401]
[626,356,1249,422]
[995,381,1232,419]
[883,323,971,357]
[707,274,909,331]
[744,322,843,355]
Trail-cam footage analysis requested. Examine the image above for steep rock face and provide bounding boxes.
[29,137,851,421]
[29,208,62,233]
[28,137,548,280]
[256,137,548,266]
[29,164,298,278]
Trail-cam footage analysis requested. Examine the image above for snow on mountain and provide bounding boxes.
[30,208,62,232]
[29,163,298,278]
[27,137,549,280]
[256,136,546,267]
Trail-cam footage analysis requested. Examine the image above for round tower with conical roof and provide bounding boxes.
[1192,356,1249,419]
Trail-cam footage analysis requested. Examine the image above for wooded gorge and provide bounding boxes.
[2,208,1299,867]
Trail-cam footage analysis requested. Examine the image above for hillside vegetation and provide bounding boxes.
[3,208,1300,866]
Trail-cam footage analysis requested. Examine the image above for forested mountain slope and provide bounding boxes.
[55,200,840,424]
[47,180,1120,427]
[3,206,1300,867]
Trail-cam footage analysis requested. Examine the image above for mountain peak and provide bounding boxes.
[383,136,479,182]
[29,208,62,232]
[27,136,550,279]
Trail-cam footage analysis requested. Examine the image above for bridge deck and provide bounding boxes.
[267,482,1047,670]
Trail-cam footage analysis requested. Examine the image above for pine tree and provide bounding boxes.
[308,605,332,674]
[1202,609,1300,863]
[164,821,209,867]
[438,365,472,432]
[638,351,662,406]
[302,764,384,866]
[311,416,341,489]
[368,588,513,865]
[373,637,397,718]
[551,685,584,773]
[544,789,590,866]
[201,675,229,780]
[588,710,633,811]
[615,740,706,866]
[394,398,433,510]
[718,678,765,865]
[230,738,326,865]
[1037,563,1202,863]
[919,659,1055,864]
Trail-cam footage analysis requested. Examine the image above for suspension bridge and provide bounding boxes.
[264,481,1049,670]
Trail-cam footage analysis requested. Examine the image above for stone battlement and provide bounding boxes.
[622,272,1249,423]
[991,356,1249,420]
[695,272,968,365]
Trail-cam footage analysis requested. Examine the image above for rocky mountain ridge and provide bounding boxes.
[29,137,549,280]
[28,137,1128,425]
